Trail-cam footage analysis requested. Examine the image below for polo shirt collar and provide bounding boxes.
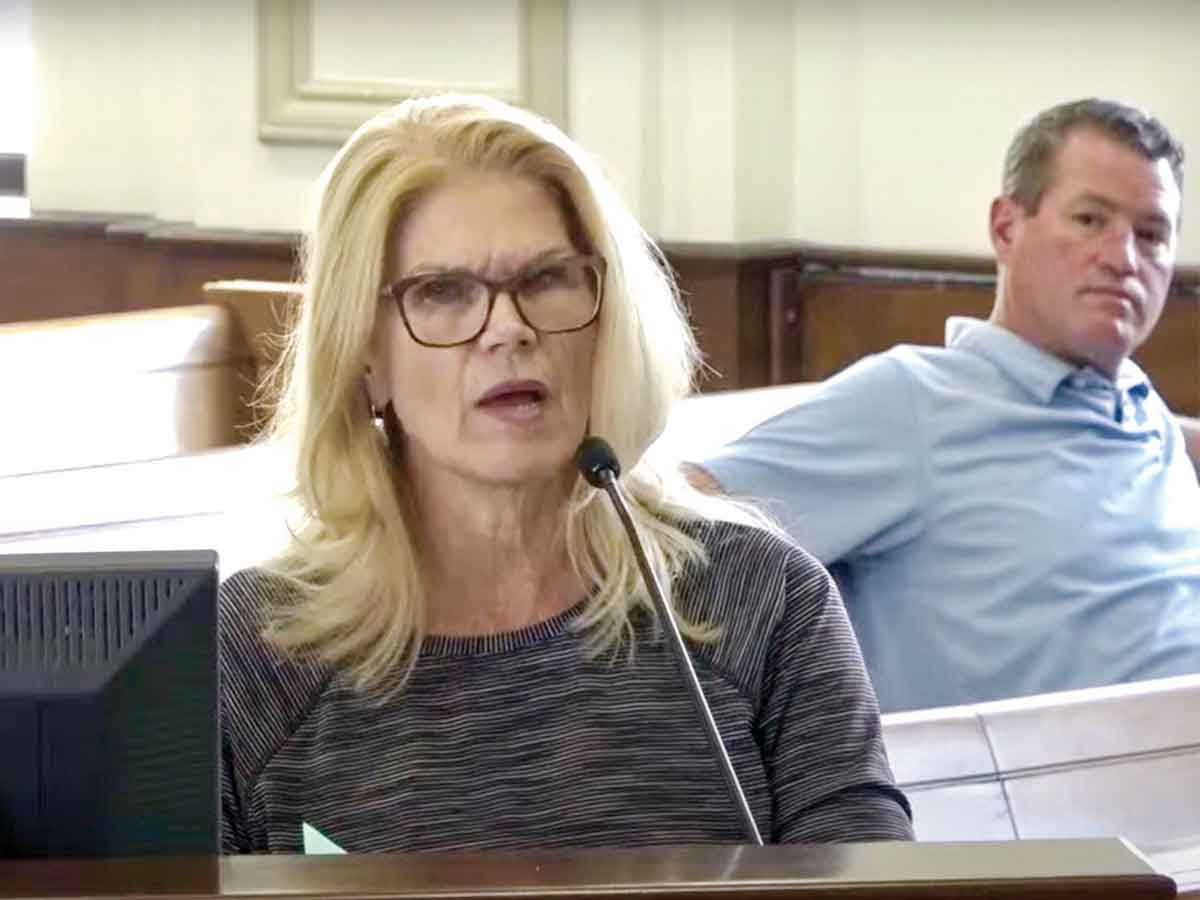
[945,317,1151,403]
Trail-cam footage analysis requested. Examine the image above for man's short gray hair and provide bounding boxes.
[1003,98,1185,213]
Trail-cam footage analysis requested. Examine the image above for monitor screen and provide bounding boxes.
[0,550,218,858]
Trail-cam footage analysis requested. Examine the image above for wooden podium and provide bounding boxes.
[0,840,1180,899]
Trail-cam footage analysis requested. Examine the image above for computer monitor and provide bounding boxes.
[0,549,218,857]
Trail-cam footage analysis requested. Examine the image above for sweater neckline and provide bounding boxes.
[419,599,588,658]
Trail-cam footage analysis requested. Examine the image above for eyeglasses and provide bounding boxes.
[379,254,606,348]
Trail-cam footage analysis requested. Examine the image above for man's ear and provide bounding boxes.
[989,195,1023,264]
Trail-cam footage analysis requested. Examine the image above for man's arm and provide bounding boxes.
[681,461,724,495]
[1179,415,1200,470]
[683,354,926,563]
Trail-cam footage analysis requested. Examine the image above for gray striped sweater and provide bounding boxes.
[219,519,913,852]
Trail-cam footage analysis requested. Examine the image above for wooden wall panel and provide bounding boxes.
[665,256,741,390]
[667,254,773,391]
[0,219,143,321]
[1,214,1196,413]
[0,216,296,325]
[1145,295,1200,416]
[798,278,994,379]
[775,271,1199,415]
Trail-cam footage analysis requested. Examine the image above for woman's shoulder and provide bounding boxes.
[672,518,873,718]
[675,518,837,659]
[221,564,297,617]
[683,517,829,598]
[218,567,329,727]
[219,566,299,654]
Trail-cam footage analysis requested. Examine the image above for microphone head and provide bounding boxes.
[575,436,621,487]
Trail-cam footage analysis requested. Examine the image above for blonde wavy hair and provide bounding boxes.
[262,93,756,694]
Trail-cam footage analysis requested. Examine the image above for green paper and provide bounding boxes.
[301,821,346,854]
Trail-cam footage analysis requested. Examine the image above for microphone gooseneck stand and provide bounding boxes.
[575,437,764,846]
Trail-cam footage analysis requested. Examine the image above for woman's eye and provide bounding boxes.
[522,265,569,293]
[415,278,468,304]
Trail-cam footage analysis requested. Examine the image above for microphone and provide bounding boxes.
[575,437,764,846]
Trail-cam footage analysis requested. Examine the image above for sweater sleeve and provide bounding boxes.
[759,546,914,842]
[220,692,252,853]
[218,568,329,853]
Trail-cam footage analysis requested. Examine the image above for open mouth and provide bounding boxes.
[477,381,548,410]
[482,390,543,407]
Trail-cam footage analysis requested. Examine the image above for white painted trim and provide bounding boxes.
[257,0,567,145]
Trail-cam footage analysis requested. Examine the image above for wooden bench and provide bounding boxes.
[0,384,813,567]
[883,676,1200,895]
[0,305,256,476]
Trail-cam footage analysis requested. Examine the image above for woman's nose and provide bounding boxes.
[479,290,536,349]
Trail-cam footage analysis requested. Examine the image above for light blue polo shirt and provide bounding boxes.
[701,317,1200,712]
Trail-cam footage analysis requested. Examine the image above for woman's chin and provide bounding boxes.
[472,456,580,491]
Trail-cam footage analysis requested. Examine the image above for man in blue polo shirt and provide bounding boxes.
[691,98,1200,713]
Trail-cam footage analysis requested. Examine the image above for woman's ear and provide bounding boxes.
[362,359,387,417]
[363,307,395,417]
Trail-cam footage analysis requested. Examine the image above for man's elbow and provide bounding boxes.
[682,462,725,495]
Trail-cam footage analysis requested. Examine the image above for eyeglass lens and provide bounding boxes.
[399,256,601,345]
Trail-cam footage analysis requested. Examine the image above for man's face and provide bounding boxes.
[990,127,1181,377]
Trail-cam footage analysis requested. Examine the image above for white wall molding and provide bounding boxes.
[256,0,567,146]
[29,1,1200,255]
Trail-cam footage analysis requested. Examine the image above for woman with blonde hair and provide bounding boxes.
[219,93,912,852]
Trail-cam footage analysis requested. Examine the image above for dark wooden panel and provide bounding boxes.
[1,215,1195,410]
[667,255,772,392]
[0,218,774,394]
[794,275,996,381]
[733,260,774,389]
[668,255,742,391]
[0,218,142,321]
[1143,294,1200,416]
[0,214,296,325]
[776,270,1199,416]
